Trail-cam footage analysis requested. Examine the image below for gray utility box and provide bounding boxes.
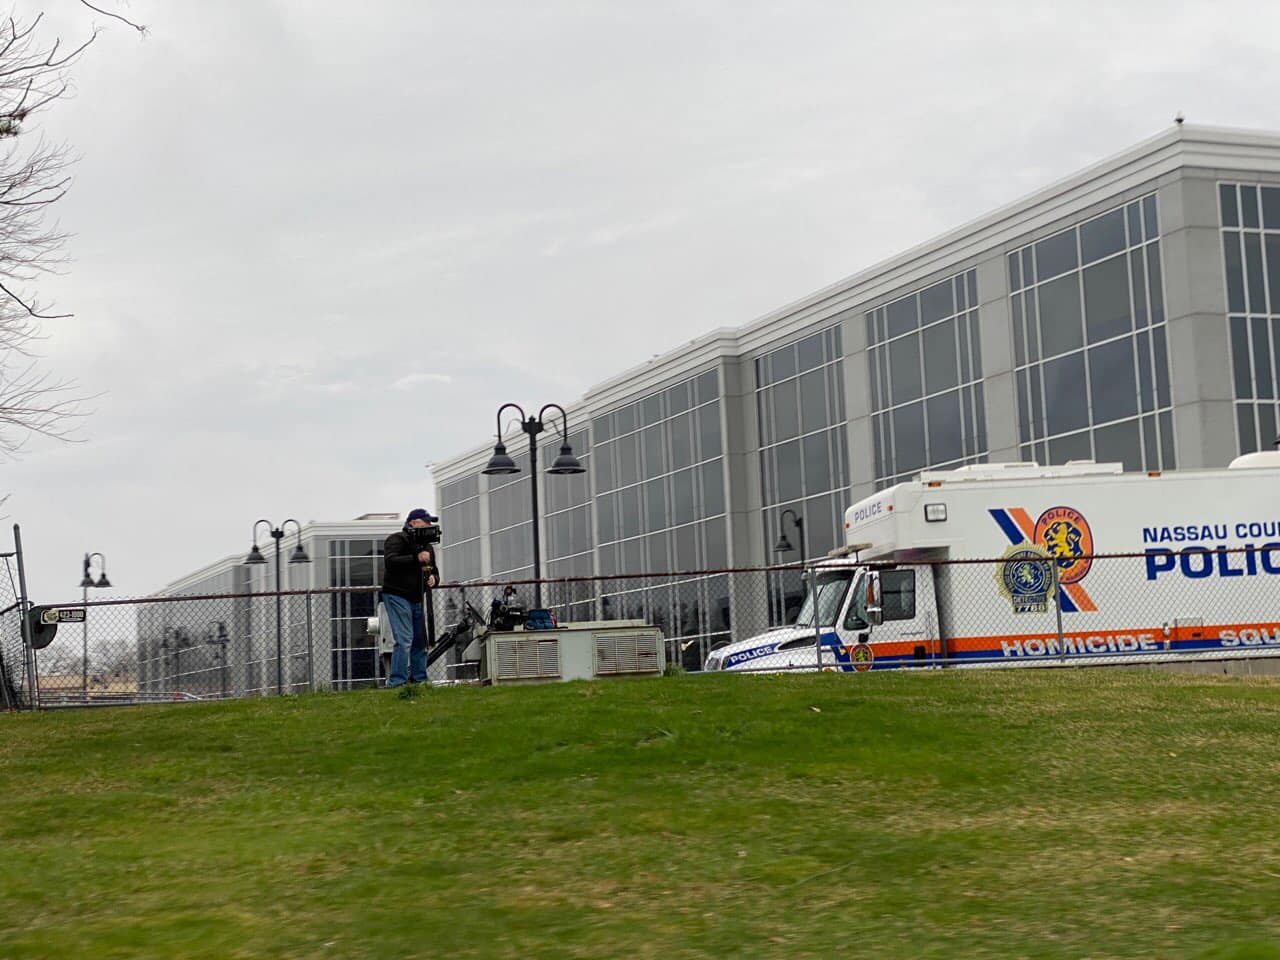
[482,620,665,685]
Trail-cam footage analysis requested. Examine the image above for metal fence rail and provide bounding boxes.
[7,548,1280,709]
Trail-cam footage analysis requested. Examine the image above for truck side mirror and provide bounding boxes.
[864,572,884,627]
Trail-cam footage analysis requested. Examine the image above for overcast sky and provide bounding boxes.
[4,0,1279,601]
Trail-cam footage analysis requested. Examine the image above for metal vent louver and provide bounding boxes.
[596,633,660,676]
[495,637,561,680]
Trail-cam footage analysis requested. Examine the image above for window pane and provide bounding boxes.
[926,390,964,465]
[1238,403,1257,454]
[1126,202,1142,246]
[892,401,926,473]
[644,477,666,531]
[1130,249,1148,327]
[772,345,797,382]
[1136,330,1154,413]
[1245,232,1267,314]
[920,279,954,324]
[1093,419,1142,472]
[1159,410,1177,468]
[1043,353,1089,436]
[696,370,719,404]
[704,519,727,570]
[1035,229,1078,281]
[771,382,799,444]
[593,415,612,444]
[1228,316,1249,399]
[1080,209,1126,265]
[775,439,803,503]
[615,404,636,436]
[1016,369,1031,444]
[1008,251,1022,291]
[1038,274,1084,358]
[754,356,770,389]
[1264,187,1280,231]
[802,432,831,496]
[1025,293,1039,362]
[1153,326,1171,409]
[1021,247,1034,287]
[1029,367,1044,439]
[1143,195,1159,240]
[642,424,665,476]
[923,318,959,394]
[1048,430,1092,464]
[1012,294,1026,367]
[1220,183,1239,228]
[698,402,722,460]
[700,459,726,517]
[670,412,694,469]
[1083,255,1133,343]
[670,469,696,526]
[616,433,640,488]
[889,333,922,405]
[1258,404,1277,456]
[1142,414,1158,470]
[1085,343,1136,424]
[641,393,662,426]
[799,369,829,433]
[1147,243,1165,326]
[1223,234,1246,315]
[757,389,773,447]
[619,486,642,539]
[886,295,918,338]
[797,333,824,373]
[1267,236,1280,320]
[1242,185,1260,229]
[668,381,691,416]
[1254,317,1274,400]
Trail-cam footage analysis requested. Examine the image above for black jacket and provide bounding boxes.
[381,530,441,601]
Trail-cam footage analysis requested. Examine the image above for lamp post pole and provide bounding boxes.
[206,620,229,698]
[246,520,310,696]
[79,552,110,701]
[482,403,586,610]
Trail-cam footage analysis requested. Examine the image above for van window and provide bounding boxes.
[881,569,917,620]
[844,574,868,630]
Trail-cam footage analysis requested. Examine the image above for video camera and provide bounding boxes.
[405,521,442,548]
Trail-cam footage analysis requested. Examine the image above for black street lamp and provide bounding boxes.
[245,519,311,696]
[79,552,110,700]
[481,403,585,608]
[774,509,807,562]
[204,619,230,699]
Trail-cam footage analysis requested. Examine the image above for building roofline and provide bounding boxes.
[432,123,1280,483]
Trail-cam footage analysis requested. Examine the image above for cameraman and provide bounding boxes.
[381,508,441,688]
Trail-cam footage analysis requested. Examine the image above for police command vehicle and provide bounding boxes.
[706,453,1280,673]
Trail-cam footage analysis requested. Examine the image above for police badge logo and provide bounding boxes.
[995,543,1053,614]
[850,642,874,672]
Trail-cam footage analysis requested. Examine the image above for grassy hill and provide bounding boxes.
[2,670,1280,959]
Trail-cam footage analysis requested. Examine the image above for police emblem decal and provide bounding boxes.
[1034,506,1094,584]
[995,544,1053,614]
[850,642,874,672]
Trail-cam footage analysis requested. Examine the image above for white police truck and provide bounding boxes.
[705,453,1280,673]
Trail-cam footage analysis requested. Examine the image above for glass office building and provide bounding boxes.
[433,125,1280,664]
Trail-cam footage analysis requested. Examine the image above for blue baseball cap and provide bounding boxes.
[406,508,438,523]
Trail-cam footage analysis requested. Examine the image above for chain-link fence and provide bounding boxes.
[7,547,1280,708]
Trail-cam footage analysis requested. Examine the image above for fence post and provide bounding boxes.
[13,524,37,711]
[305,590,314,692]
[1052,558,1065,662]
[809,562,823,671]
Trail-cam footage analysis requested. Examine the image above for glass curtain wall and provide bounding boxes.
[867,269,987,490]
[1219,182,1280,453]
[592,369,728,669]
[543,429,594,622]
[327,538,383,689]
[438,474,482,582]
[1008,195,1174,470]
[487,451,533,582]
[755,326,848,624]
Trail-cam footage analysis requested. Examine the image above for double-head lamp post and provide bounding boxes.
[79,552,110,700]
[481,403,585,609]
[245,519,311,696]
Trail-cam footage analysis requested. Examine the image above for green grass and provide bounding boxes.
[3,671,1280,959]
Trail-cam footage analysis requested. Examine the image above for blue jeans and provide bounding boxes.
[383,593,428,687]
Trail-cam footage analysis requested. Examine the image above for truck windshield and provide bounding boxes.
[793,573,853,628]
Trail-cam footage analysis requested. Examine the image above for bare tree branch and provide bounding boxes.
[75,0,145,36]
